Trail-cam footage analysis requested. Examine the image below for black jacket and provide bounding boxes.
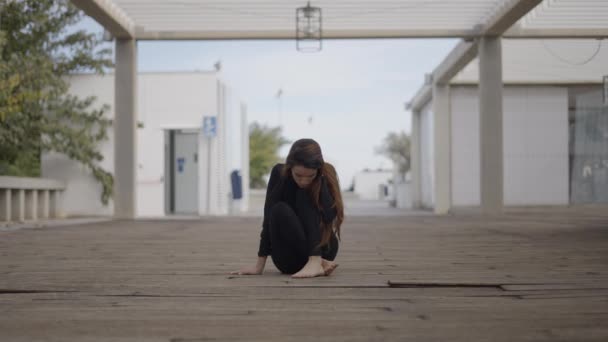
[258,163,337,257]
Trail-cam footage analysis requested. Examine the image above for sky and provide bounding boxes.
[80,17,458,189]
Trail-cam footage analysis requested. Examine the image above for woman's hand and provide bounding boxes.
[231,256,267,275]
[231,265,262,275]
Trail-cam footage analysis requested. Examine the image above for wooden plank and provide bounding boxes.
[501,284,608,291]
[1,206,608,341]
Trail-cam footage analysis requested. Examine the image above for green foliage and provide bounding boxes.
[0,0,114,204]
[249,122,289,188]
[376,131,411,178]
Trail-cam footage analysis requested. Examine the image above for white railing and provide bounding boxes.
[0,176,65,223]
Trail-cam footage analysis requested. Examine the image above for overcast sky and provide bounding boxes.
[80,16,458,188]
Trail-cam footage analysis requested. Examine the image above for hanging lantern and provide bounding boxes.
[296,2,322,52]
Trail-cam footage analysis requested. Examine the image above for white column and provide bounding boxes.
[432,83,452,214]
[410,110,422,209]
[25,190,37,221]
[479,36,504,214]
[50,191,59,218]
[0,189,11,222]
[114,39,138,219]
[40,190,50,219]
[12,189,24,222]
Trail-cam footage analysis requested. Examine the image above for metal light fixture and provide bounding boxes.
[296,2,322,52]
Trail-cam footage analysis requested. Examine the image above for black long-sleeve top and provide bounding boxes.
[258,163,337,257]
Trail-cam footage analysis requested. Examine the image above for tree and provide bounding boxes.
[0,0,114,204]
[376,131,411,181]
[249,122,289,188]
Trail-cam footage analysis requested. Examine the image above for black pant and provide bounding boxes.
[269,193,338,274]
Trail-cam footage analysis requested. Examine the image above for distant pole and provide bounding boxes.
[276,88,283,128]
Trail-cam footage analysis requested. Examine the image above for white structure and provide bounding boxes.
[42,72,249,217]
[391,170,412,209]
[70,0,608,217]
[0,177,65,223]
[408,39,608,212]
[353,169,393,201]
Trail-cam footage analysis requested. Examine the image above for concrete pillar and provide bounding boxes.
[432,83,451,214]
[49,190,66,218]
[0,189,11,222]
[479,36,504,214]
[114,39,138,219]
[39,190,49,219]
[410,110,422,209]
[12,189,24,222]
[49,190,61,218]
[25,190,37,220]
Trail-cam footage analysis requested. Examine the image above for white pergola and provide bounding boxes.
[70,0,608,217]
[73,0,607,40]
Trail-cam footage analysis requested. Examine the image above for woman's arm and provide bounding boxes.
[258,164,283,257]
[232,165,282,276]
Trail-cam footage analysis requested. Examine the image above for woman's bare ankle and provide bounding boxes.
[321,259,338,276]
[292,256,325,278]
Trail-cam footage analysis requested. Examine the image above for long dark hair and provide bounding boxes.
[282,139,344,247]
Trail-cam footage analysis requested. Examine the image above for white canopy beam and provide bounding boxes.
[504,27,608,38]
[71,0,135,39]
[135,29,483,41]
[406,80,431,112]
[482,0,544,36]
[432,0,543,85]
[433,41,478,86]
[71,0,606,41]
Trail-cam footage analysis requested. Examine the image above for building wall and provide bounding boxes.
[450,86,569,206]
[41,75,115,217]
[452,40,608,85]
[353,170,393,200]
[419,101,435,208]
[450,87,480,206]
[569,87,608,203]
[140,72,221,217]
[43,72,246,217]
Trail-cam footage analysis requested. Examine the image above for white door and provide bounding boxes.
[174,132,199,214]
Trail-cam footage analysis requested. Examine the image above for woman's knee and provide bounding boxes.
[270,201,292,219]
[269,202,298,230]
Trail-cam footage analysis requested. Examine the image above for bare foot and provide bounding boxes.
[292,257,326,278]
[321,259,339,276]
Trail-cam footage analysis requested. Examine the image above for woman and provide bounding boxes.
[233,138,344,278]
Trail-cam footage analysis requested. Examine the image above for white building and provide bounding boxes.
[42,71,249,217]
[353,169,393,200]
[408,39,608,212]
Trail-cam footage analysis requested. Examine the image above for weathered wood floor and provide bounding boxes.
[1,206,607,341]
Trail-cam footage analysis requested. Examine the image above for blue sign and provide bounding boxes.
[177,158,185,173]
[202,116,217,138]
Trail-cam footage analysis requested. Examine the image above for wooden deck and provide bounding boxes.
[1,205,608,341]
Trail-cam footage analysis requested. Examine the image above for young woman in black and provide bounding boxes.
[233,138,344,278]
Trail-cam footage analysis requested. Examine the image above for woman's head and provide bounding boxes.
[285,138,324,189]
[283,138,344,246]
